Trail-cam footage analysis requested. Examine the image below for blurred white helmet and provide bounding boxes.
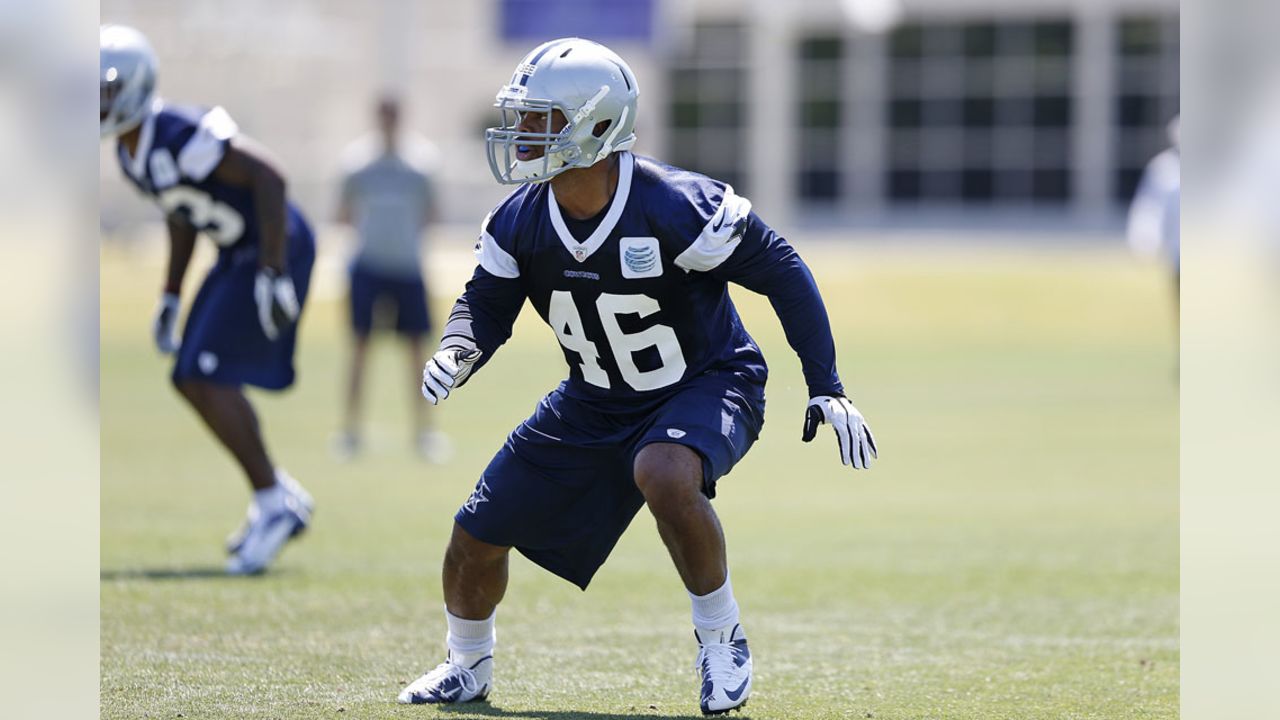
[100,24,157,138]
[485,38,639,184]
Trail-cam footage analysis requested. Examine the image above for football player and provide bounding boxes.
[101,25,315,575]
[399,38,877,715]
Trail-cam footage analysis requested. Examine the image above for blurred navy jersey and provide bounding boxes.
[115,101,309,253]
[442,152,844,412]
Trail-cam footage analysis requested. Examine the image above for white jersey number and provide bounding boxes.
[158,186,245,247]
[549,290,687,392]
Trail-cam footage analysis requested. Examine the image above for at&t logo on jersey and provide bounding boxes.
[620,237,662,279]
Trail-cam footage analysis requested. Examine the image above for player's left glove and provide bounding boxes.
[253,266,300,341]
[152,292,181,354]
[802,395,878,470]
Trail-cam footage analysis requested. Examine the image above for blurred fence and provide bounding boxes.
[100,0,1177,236]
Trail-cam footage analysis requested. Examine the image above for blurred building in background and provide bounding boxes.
[100,0,1177,236]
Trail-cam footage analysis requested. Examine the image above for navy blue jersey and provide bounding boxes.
[442,152,843,413]
[115,101,307,254]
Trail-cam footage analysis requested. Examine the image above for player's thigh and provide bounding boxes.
[173,254,301,389]
[632,442,704,502]
[633,372,766,499]
[454,396,632,550]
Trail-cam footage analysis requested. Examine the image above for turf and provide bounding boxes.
[101,238,1178,719]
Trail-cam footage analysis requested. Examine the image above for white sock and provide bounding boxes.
[274,468,298,494]
[690,573,740,637]
[446,609,495,668]
[254,483,286,515]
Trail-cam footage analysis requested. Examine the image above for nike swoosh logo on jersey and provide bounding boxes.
[711,210,727,232]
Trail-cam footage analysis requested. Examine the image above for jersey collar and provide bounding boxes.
[547,151,633,263]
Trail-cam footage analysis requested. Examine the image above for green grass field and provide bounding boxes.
[101,239,1178,719]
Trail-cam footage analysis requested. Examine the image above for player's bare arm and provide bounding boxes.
[151,212,197,354]
[210,136,288,270]
[163,211,197,294]
[209,136,300,341]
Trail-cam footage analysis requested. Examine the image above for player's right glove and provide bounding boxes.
[421,347,483,405]
[152,292,181,354]
[801,394,878,470]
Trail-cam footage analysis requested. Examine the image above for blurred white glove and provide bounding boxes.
[254,267,299,341]
[421,347,484,405]
[801,395,878,469]
[152,292,181,354]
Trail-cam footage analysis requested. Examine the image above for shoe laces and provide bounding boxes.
[419,660,479,696]
[694,641,741,687]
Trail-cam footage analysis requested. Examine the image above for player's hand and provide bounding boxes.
[254,267,300,341]
[421,347,483,405]
[152,292,181,354]
[801,395,878,469]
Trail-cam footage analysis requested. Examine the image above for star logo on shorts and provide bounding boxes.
[462,478,491,514]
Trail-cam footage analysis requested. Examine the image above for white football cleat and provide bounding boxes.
[398,654,492,705]
[225,470,312,555]
[695,624,752,715]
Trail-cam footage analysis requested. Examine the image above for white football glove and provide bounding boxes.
[421,347,484,405]
[254,267,300,341]
[152,292,181,354]
[802,395,878,470]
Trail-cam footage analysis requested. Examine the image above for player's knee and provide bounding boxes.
[445,523,508,568]
[633,443,703,507]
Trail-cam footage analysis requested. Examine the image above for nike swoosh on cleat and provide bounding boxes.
[724,677,750,702]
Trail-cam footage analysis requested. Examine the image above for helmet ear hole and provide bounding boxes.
[592,119,613,138]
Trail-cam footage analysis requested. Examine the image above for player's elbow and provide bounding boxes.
[251,161,286,199]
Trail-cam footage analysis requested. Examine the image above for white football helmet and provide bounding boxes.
[485,38,639,184]
[100,24,158,138]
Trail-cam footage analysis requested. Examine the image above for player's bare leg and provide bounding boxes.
[634,442,752,715]
[408,335,427,435]
[443,522,509,619]
[399,523,504,704]
[336,334,369,459]
[633,442,727,594]
[174,379,275,490]
[174,379,312,573]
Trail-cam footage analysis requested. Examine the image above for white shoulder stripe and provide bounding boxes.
[178,106,238,181]
[476,227,520,279]
[674,185,753,273]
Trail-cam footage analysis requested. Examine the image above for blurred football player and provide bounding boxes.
[100,25,315,575]
[334,96,448,462]
[398,39,877,715]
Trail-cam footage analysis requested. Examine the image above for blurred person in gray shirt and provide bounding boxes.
[335,96,448,462]
[1127,115,1181,301]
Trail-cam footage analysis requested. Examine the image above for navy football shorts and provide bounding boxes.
[454,369,766,590]
[349,263,432,338]
[172,216,315,391]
